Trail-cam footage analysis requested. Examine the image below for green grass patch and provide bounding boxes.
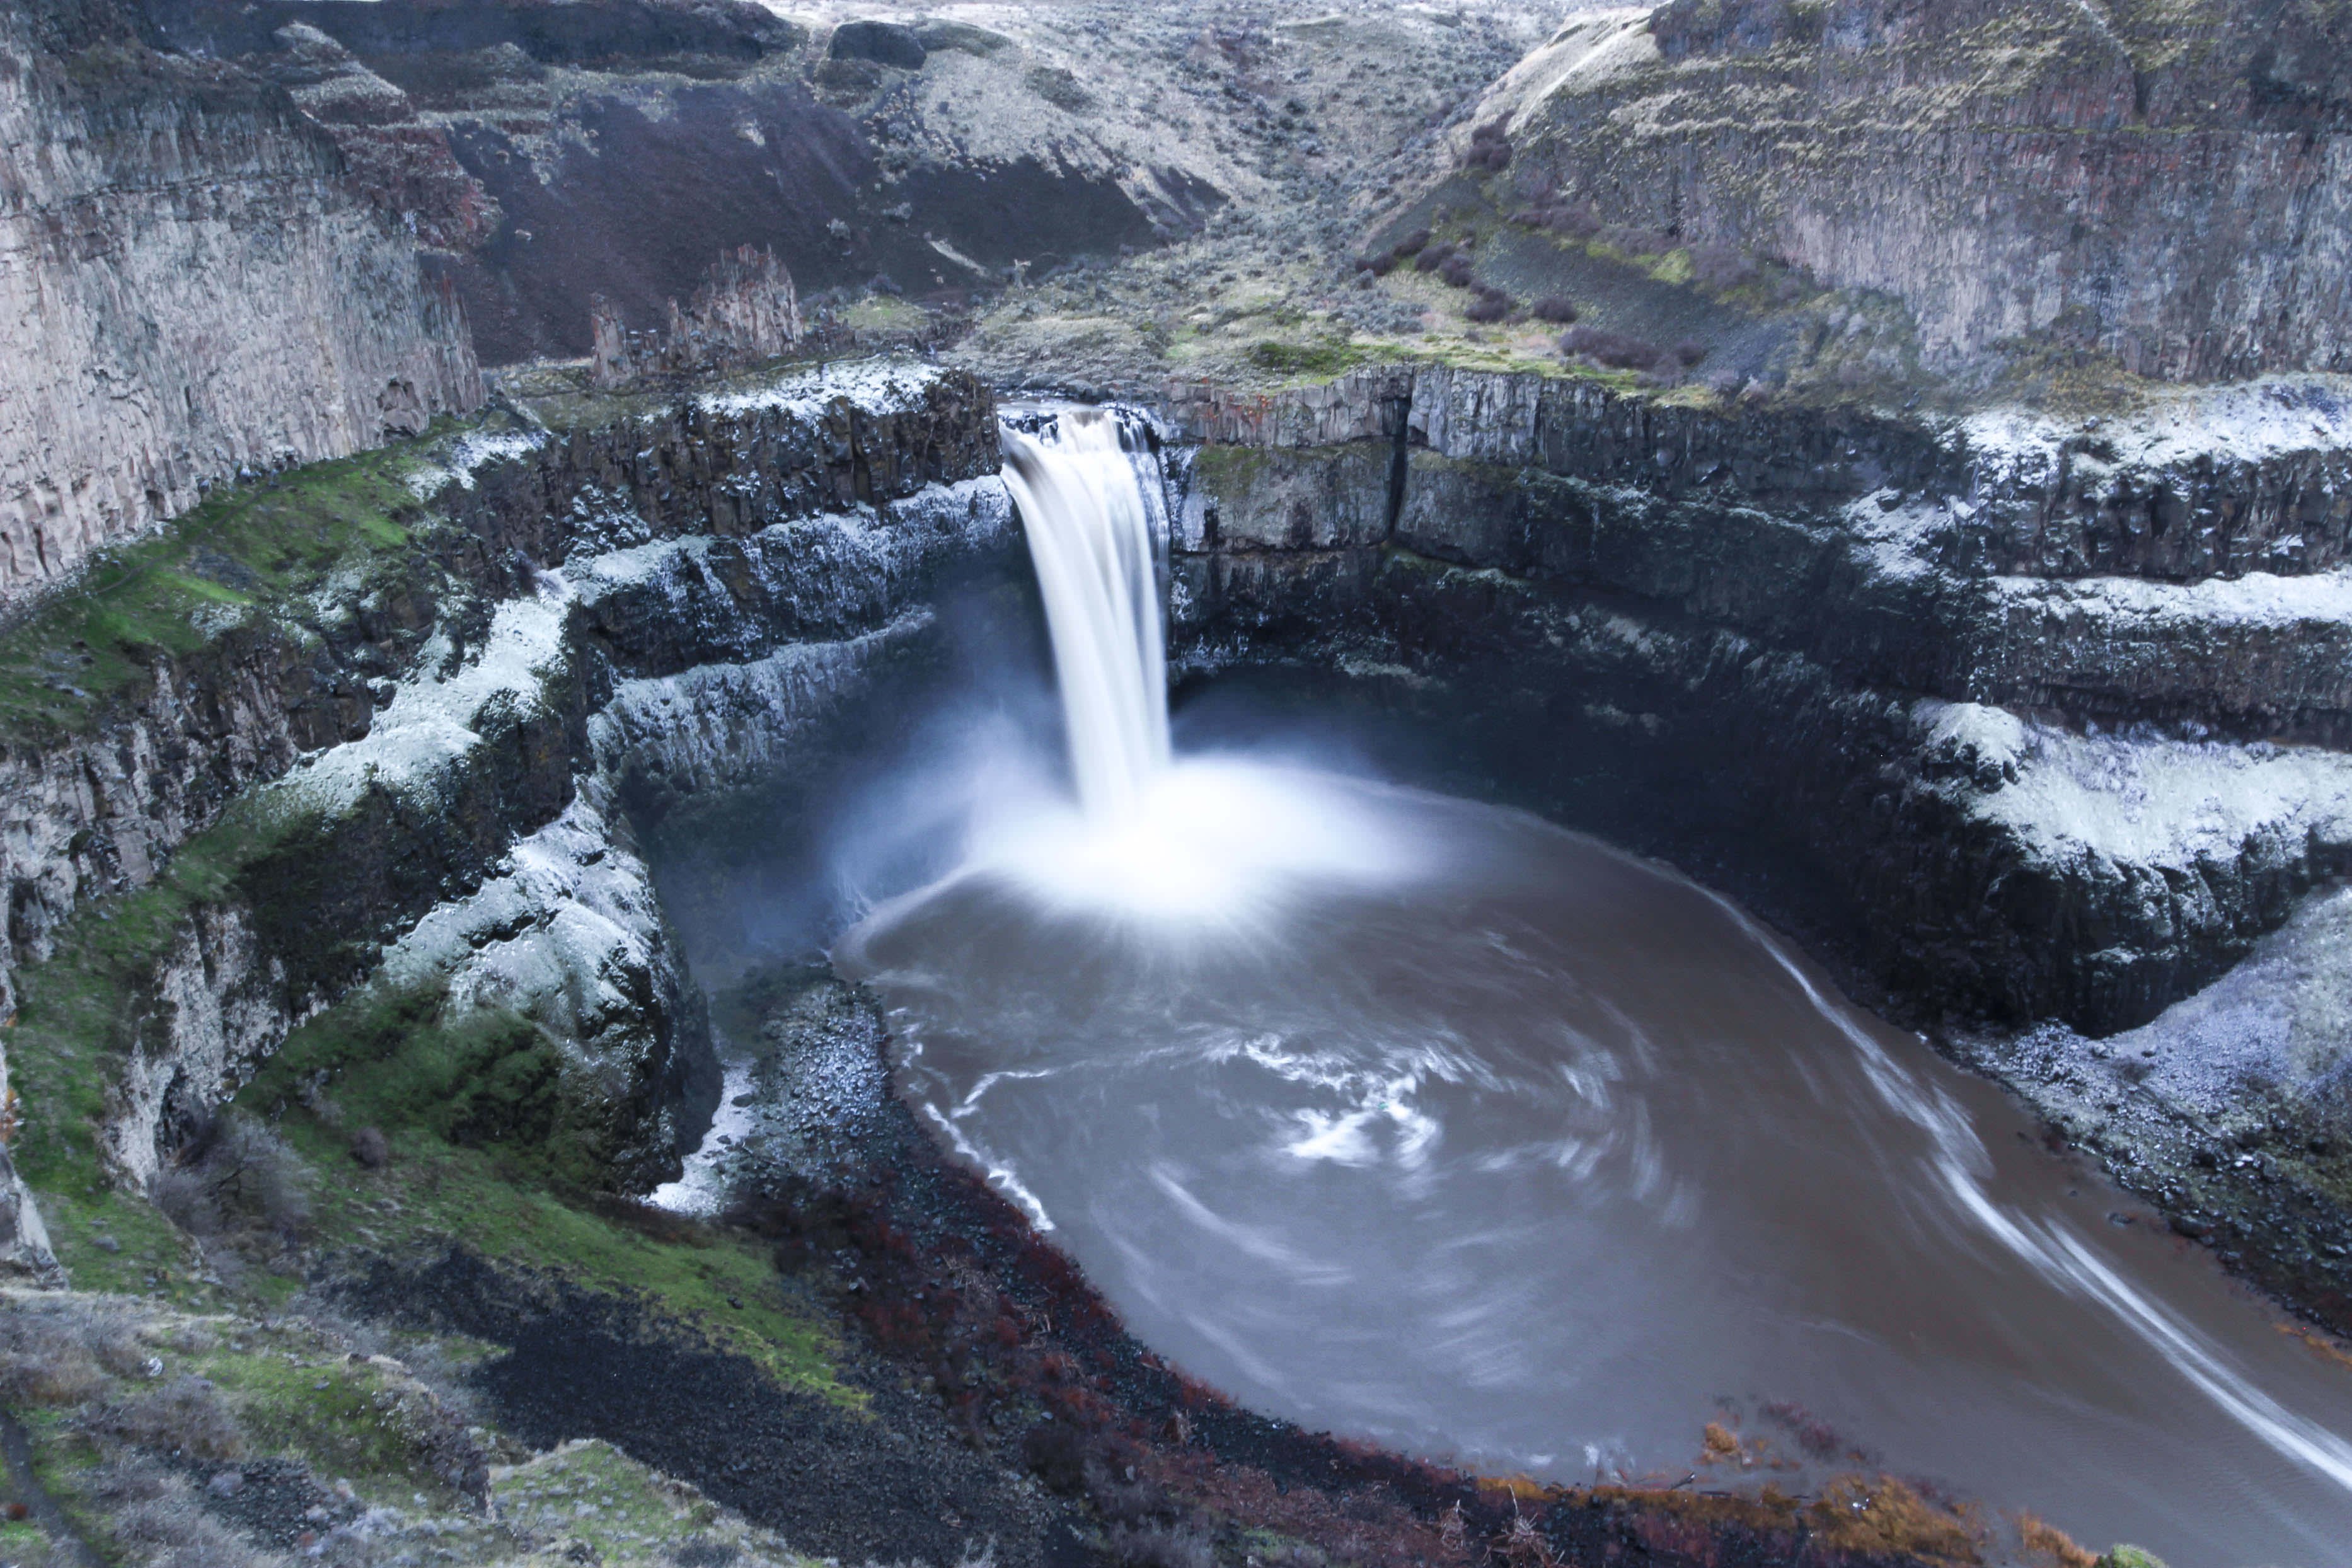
[1245,339,1366,379]
[243,987,599,1189]
[0,436,442,742]
[841,295,928,335]
[30,1185,193,1298]
[8,789,315,1201]
[494,1439,822,1565]
[0,1518,52,1565]
[188,1344,461,1501]
[279,1114,855,1405]
[215,980,853,1405]
[1647,248,1696,287]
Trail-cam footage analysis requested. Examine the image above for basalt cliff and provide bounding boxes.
[3,1,2351,1567]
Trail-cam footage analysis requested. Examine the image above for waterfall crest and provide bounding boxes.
[1000,412,1170,821]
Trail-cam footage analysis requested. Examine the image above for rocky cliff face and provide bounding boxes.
[129,0,1227,365]
[1168,363,2352,1034]
[0,0,481,606]
[1476,0,2352,379]
[0,359,1006,1211]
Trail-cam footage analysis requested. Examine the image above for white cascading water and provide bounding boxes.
[998,412,1172,821]
[976,410,1415,921]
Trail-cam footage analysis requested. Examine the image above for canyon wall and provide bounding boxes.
[0,360,1004,1210]
[130,0,1196,366]
[1485,0,2352,379]
[1165,365,2352,1035]
[0,0,481,606]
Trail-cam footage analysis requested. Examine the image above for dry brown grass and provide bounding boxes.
[1805,1475,1986,1564]
[2280,1320,2352,1375]
[2018,1511,2099,1568]
[1700,1420,1740,1464]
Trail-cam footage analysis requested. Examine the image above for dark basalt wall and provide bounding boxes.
[1166,369,2352,1039]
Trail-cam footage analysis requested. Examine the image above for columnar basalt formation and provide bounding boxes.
[1481,0,2352,378]
[0,0,482,605]
[589,246,806,389]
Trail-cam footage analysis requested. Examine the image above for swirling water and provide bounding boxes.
[832,416,2352,1565]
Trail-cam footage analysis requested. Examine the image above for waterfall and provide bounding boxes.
[1000,410,1172,821]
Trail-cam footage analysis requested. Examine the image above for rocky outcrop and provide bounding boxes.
[0,0,481,606]
[370,780,717,1189]
[1479,0,2352,379]
[589,247,805,391]
[131,0,1226,365]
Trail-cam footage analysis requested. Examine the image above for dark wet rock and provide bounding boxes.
[826,19,923,70]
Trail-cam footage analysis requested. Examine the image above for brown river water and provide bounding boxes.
[836,759,2352,1568]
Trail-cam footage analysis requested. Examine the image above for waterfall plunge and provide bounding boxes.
[1000,412,1171,822]
[968,409,1415,923]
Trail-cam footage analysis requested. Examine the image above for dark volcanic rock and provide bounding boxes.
[343,1247,1047,1567]
[1165,367,2352,1039]
[135,0,1172,366]
[826,18,924,69]
[136,0,804,74]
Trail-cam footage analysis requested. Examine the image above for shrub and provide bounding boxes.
[1598,222,1671,257]
[1363,251,1397,277]
[1674,337,1708,366]
[87,1460,267,1568]
[2018,1513,2097,1568]
[350,1126,390,1168]
[1465,119,1513,171]
[88,1376,246,1462]
[1438,254,1475,288]
[1106,1525,1215,1568]
[1247,341,1356,376]
[1548,203,1601,238]
[1413,241,1455,274]
[0,1315,106,1405]
[1392,228,1431,257]
[1559,325,1668,370]
[154,1115,313,1240]
[1531,296,1578,323]
[1465,289,1514,323]
[1021,1421,1090,1495]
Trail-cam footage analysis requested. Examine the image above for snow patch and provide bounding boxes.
[2106,884,2352,1115]
[591,611,933,796]
[698,356,946,420]
[379,781,665,1052]
[1918,700,2352,866]
[1986,565,2352,628]
[1964,376,2352,473]
[274,587,571,819]
[404,428,547,498]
